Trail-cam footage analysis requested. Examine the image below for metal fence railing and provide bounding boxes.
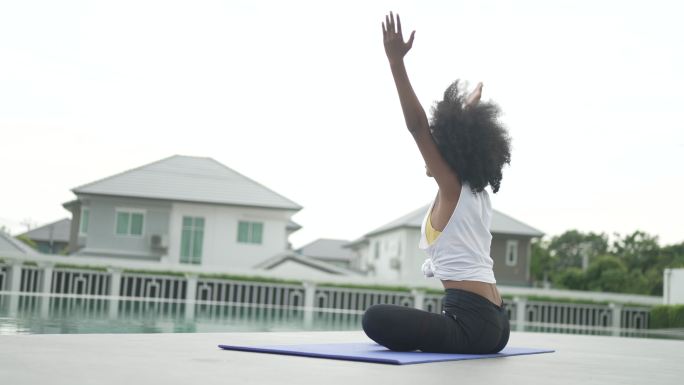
[52,268,110,296]
[0,262,653,330]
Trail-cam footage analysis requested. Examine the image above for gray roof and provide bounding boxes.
[490,210,545,237]
[254,252,358,276]
[287,220,302,231]
[18,218,71,242]
[0,233,38,255]
[72,155,302,210]
[296,238,354,261]
[366,204,544,237]
[365,206,428,237]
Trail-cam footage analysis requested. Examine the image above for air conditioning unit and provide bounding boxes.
[150,234,169,249]
[389,258,401,270]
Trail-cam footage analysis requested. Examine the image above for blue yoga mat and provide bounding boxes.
[218,342,554,365]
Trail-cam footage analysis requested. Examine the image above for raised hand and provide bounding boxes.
[465,82,484,108]
[382,12,415,65]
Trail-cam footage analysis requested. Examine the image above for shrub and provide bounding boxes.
[649,305,684,328]
[16,235,38,250]
[650,306,670,328]
[553,267,587,290]
[670,305,684,327]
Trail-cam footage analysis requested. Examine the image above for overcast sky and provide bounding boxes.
[1,0,682,248]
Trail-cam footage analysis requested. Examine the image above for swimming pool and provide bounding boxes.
[0,293,363,334]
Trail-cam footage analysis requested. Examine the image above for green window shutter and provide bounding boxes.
[80,208,89,234]
[180,216,192,262]
[193,217,204,263]
[130,213,144,236]
[238,221,249,243]
[181,216,204,264]
[180,228,191,263]
[116,212,130,235]
[192,229,204,264]
[251,222,263,244]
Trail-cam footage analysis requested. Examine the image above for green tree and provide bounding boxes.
[648,241,684,296]
[584,255,629,293]
[532,230,683,295]
[530,239,553,284]
[548,230,609,271]
[642,267,664,296]
[658,241,684,269]
[612,230,660,272]
[553,267,587,290]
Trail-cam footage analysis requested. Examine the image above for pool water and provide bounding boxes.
[0,294,362,334]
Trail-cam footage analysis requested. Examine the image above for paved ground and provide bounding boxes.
[1,331,682,385]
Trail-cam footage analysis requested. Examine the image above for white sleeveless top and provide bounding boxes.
[419,182,496,283]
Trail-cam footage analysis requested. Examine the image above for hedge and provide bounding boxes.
[650,305,684,328]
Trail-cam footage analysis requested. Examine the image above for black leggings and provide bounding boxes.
[362,288,510,354]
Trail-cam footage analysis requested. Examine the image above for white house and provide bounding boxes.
[347,204,544,286]
[62,155,304,270]
[297,238,359,270]
[0,232,39,256]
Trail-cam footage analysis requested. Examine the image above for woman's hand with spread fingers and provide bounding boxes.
[382,12,415,65]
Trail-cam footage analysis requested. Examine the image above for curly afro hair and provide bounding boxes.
[429,80,511,194]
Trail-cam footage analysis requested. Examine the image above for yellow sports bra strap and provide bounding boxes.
[426,212,442,245]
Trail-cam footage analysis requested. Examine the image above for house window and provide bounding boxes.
[115,209,144,236]
[237,221,263,244]
[374,241,380,259]
[506,240,518,266]
[79,208,89,235]
[181,216,204,264]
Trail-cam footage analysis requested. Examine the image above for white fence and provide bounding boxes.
[314,286,415,311]
[53,268,110,296]
[196,279,305,307]
[0,261,652,329]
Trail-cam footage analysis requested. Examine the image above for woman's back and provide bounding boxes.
[420,182,496,283]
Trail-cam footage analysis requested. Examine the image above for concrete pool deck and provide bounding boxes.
[1,331,682,385]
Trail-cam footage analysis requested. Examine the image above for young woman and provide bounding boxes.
[362,12,512,354]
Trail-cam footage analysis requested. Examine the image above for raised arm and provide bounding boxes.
[382,12,461,196]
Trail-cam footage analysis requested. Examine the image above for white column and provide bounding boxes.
[610,302,622,336]
[38,262,54,319]
[185,274,198,321]
[302,281,316,329]
[7,261,21,317]
[107,268,122,319]
[8,261,22,293]
[38,262,55,294]
[514,296,527,332]
[107,268,122,297]
[412,289,425,310]
[303,281,316,309]
[663,268,672,305]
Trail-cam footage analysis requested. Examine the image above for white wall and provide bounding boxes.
[352,243,370,273]
[664,268,684,305]
[402,228,428,282]
[366,230,405,281]
[168,203,295,269]
[354,228,429,283]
